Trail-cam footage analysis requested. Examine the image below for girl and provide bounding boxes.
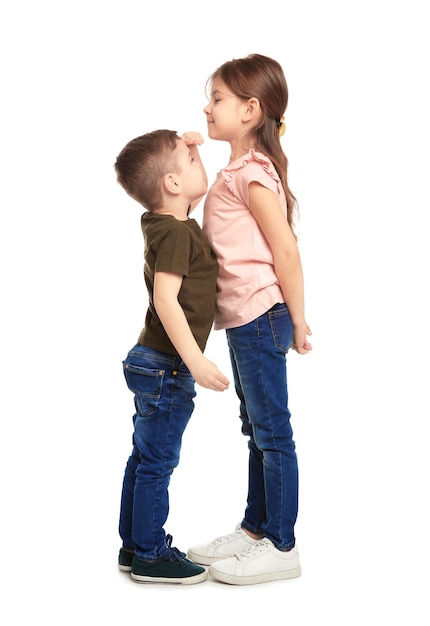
[187,54,312,585]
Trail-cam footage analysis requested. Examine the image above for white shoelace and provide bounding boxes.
[212,525,243,545]
[235,538,273,561]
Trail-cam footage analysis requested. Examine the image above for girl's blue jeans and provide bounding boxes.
[119,344,196,561]
[226,303,298,551]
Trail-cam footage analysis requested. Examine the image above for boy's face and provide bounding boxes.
[175,139,207,201]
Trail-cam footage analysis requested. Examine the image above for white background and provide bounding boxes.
[1,1,429,623]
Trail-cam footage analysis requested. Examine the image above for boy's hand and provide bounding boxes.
[189,356,230,391]
[181,131,204,147]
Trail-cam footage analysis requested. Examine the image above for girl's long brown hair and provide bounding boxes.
[208,54,298,236]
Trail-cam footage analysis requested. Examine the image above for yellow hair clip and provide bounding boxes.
[277,116,286,138]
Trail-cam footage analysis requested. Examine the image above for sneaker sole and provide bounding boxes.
[186,550,224,566]
[131,569,208,585]
[118,564,132,572]
[209,565,301,585]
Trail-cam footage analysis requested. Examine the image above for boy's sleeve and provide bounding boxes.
[153,226,191,277]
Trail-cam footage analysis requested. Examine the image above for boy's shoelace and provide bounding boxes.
[163,534,186,564]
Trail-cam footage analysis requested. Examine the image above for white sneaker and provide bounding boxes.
[209,538,301,585]
[187,524,259,565]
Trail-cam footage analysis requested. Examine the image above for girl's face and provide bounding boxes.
[203,78,247,143]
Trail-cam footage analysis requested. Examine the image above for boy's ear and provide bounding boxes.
[162,173,180,195]
[243,97,261,122]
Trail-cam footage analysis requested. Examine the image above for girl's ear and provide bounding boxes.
[243,97,261,122]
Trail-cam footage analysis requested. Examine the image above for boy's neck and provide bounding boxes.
[154,205,190,221]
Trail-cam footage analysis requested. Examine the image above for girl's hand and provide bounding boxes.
[181,131,204,147]
[292,323,313,355]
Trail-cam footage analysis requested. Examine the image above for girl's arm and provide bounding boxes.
[181,132,208,212]
[153,270,230,390]
[248,182,312,354]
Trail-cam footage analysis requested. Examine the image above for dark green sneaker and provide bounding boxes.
[131,535,207,584]
[118,548,134,572]
[118,544,187,573]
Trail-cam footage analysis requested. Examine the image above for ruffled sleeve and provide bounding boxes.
[220,149,282,205]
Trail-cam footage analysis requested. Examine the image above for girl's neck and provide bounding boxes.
[229,140,257,164]
[229,148,248,164]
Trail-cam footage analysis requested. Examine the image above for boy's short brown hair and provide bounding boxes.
[115,129,179,210]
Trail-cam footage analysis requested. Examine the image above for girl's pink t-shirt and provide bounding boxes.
[203,149,287,330]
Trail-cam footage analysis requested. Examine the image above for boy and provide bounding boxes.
[114,130,229,584]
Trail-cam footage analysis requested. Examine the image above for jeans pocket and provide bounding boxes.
[269,306,293,353]
[124,363,164,417]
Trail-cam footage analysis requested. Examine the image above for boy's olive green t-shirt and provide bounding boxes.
[137,212,218,355]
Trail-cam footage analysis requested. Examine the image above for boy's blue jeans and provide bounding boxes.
[119,344,196,561]
[226,303,298,551]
